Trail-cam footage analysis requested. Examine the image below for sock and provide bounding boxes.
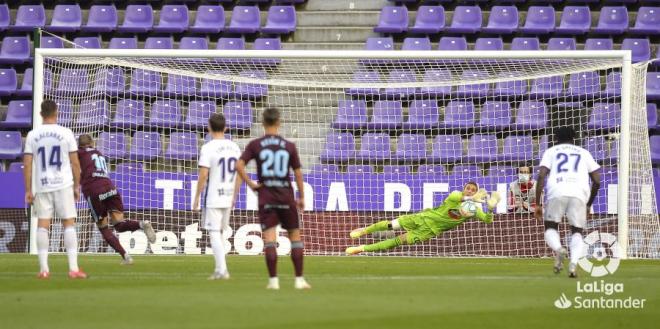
[63,226,79,272]
[364,220,390,234]
[264,242,277,278]
[364,237,402,252]
[37,227,49,273]
[209,230,227,274]
[290,241,304,277]
[569,233,584,265]
[99,227,126,258]
[113,220,140,232]
[544,228,562,252]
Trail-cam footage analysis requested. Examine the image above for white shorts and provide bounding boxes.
[203,208,231,231]
[544,196,587,228]
[34,186,77,220]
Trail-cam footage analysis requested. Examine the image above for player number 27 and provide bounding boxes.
[556,152,581,173]
[260,149,289,178]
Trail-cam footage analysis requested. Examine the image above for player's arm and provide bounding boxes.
[535,166,549,220]
[231,173,242,209]
[69,151,81,202]
[23,153,33,204]
[586,169,601,210]
[474,206,494,224]
[446,191,463,203]
[236,159,260,191]
[193,166,209,211]
[294,168,305,210]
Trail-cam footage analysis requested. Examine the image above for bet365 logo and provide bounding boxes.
[577,231,621,277]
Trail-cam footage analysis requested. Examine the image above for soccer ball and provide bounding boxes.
[459,201,478,218]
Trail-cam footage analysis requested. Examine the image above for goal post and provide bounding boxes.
[29,48,659,258]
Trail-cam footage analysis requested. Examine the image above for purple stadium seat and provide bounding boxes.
[404,100,439,129]
[409,6,444,34]
[587,103,621,131]
[165,132,199,161]
[374,6,408,33]
[565,71,601,98]
[215,37,245,64]
[446,6,482,34]
[234,70,268,99]
[521,6,555,34]
[8,161,24,172]
[622,39,651,62]
[0,100,31,128]
[513,101,547,130]
[333,100,367,129]
[556,6,591,34]
[475,38,504,50]
[0,131,22,160]
[547,38,577,50]
[347,165,372,174]
[417,164,446,175]
[449,165,484,186]
[383,69,416,99]
[604,72,621,96]
[365,37,394,51]
[55,100,73,127]
[129,69,162,96]
[359,133,391,161]
[346,71,380,97]
[227,6,261,34]
[154,5,188,33]
[402,37,432,50]
[56,69,89,95]
[0,4,9,31]
[83,5,117,32]
[92,68,125,96]
[652,136,660,164]
[499,135,533,162]
[482,6,518,34]
[0,36,30,64]
[78,100,110,129]
[15,68,32,97]
[40,36,64,49]
[185,101,216,130]
[179,37,208,50]
[648,72,660,100]
[431,135,463,163]
[47,4,82,32]
[438,37,468,51]
[510,37,540,50]
[261,6,296,34]
[631,7,660,35]
[73,36,101,49]
[252,38,282,66]
[12,5,45,31]
[537,135,549,160]
[164,74,197,97]
[148,100,181,129]
[466,135,498,163]
[112,99,145,129]
[118,5,153,33]
[0,68,16,96]
[593,7,628,34]
[109,37,137,49]
[190,5,224,33]
[320,132,356,162]
[486,165,516,178]
[366,101,403,130]
[649,103,659,129]
[274,0,307,4]
[383,165,410,174]
[419,69,452,97]
[145,37,174,49]
[442,101,475,129]
[200,70,232,98]
[395,134,427,162]
[128,132,161,161]
[530,76,564,98]
[113,162,144,173]
[224,101,253,130]
[455,70,491,98]
[584,136,607,161]
[584,39,614,50]
[478,101,511,130]
[492,73,527,97]
[310,164,338,174]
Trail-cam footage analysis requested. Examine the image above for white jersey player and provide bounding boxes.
[23,100,87,279]
[535,126,601,278]
[193,113,242,280]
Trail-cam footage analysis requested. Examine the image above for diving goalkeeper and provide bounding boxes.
[346,182,500,255]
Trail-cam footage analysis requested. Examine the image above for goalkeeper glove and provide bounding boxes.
[472,188,488,203]
[487,192,501,211]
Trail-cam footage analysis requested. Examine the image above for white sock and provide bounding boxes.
[269,277,279,285]
[63,226,79,272]
[209,230,226,274]
[569,232,584,265]
[37,227,49,273]
[295,276,306,283]
[544,228,562,252]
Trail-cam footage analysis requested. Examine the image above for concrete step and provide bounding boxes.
[304,0,391,11]
[291,27,378,43]
[297,11,380,27]
[281,42,365,50]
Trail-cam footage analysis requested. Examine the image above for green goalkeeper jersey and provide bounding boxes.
[417,191,494,234]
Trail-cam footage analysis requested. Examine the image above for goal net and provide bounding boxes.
[29,47,660,258]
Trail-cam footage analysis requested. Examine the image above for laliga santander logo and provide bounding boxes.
[577,231,622,277]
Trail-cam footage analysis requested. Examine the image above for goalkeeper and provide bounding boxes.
[346,182,500,255]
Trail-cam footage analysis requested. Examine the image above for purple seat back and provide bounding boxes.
[530,75,564,97]
[447,6,482,33]
[185,101,216,130]
[0,4,9,31]
[320,132,356,162]
[584,136,607,161]
[347,165,372,174]
[622,39,651,62]
[368,101,403,129]
[109,37,137,49]
[0,131,22,159]
[78,100,109,128]
[384,69,416,99]
[438,37,468,50]
[235,70,268,99]
[227,6,261,34]
[180,37,208,50]
[262,6,297,34]
[119,5,153,33]
[0,36,30,64]
[93,67,125,95]
[483,6,518,33]
[165,132,199,161]
[475,38,504,50]
[40,36,63,48]
[374,6,408,33]
[547,38,576,50]
[409,6,444,34]
[585,39,614,50]
[145,37,173,49]
[443,101,475,128]
[500,135,533,161]
[383,165,410,174]
[359,133,391,160]
[594,7,628,34]
[514,101,547,130]
[129,132,161,161]
[1,100,31,128]
[566,71,601,97]
[13,5,46,31]
[605,72,621,96]
[632,7,660,33]
[130,69,162,95]
[154,5,188,33]
[200,70,232,98]
[365,37,394,51]
[149,100,181,128]
[191,5,224,33]
[402,37,432,50]
[224,101,253,130]
[510,37,540,50]
[0,68,16,96]
[165,74,197,96]
[556,6,591,34]
[112,99,145,128]
[587,103,621,130]
[57,69,89,94]
[83,5,117,32]
[98,132,127,159]
[467,135,498,162]
[404,99,439,129]
[395,134,427,161]
[649,72,660,99]
[48,4,82,32]
[217,37,245,50]
[432,135,463,163]
[456,70,491,97]
[419,69,452,96]
[478,101,511,129]
[346,71,380,97]
[522,6,555,34]
[73,36,101,49]
[333,100,368,129]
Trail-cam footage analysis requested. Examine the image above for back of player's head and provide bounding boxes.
[208,113,226,133]
[262,107,281,127]
[78,134,94,148]
[554,126,576,144]
[40,100,58,119]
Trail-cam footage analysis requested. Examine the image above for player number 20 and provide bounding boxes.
[259,149,289,178]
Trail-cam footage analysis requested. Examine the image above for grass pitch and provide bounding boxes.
[0,254,658,329]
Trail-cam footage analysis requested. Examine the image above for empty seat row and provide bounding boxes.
[311,163,520,176]
[97,131,204,161]
[376,5,660,36]
[320,132,619,163]
[0,4,296,35]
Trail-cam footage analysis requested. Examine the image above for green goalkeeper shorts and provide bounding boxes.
[398,214,436,244]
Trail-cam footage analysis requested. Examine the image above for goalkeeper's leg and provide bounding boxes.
[349,215,412,239]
